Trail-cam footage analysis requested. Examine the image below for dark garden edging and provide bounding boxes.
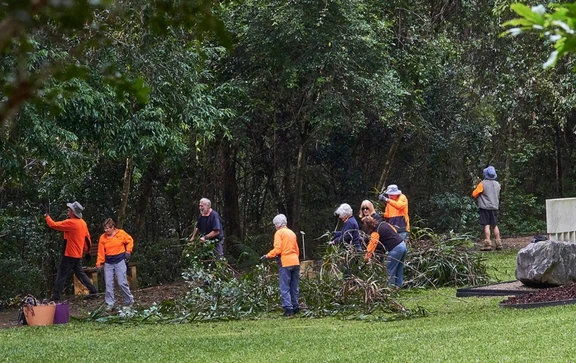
[499,299,576,309]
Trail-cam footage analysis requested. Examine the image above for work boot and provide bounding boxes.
[480,239,493,251]
[282,308,295,317]
[495,239,503,250]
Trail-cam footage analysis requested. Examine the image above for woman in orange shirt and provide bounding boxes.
[96,218,134,311]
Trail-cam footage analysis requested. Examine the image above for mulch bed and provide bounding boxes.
[500,282,576,306]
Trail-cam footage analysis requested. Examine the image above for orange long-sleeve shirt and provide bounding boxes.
[472,182,483,198]
[365,231,380,259]
[266,226,299,267]
[383,194,410,232]
[96,229,134,267]
[45,215,91,258]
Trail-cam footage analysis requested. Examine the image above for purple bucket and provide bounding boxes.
[53,303,69,324]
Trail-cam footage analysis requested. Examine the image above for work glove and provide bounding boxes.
[378,194,388,202]
[83,252,92,263]
[97,266,103,273]
[260,255,267,262]
[39,204,47,215]
[125,252,131,262]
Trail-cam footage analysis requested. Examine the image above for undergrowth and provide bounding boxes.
[405,227,491,288]
[84,229,490,324]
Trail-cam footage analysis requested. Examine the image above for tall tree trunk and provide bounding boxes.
[378,125,405,191]
[117,157,133,229]
[221,141,242,255]
[291,140,306,238]
[133,157,161,243]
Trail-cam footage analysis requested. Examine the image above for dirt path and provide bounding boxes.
[479,235,533,250]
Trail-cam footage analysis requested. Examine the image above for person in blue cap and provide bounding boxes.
[472,165,502,251]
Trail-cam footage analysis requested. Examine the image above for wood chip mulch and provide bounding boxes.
[501,282,576,305]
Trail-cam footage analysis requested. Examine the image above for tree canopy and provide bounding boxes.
[1,0,572,300]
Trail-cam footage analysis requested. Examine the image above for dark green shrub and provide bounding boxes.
[500,191,546,235]
[137,237,185,286]
[418,192,478,232]
[0,257,45,305]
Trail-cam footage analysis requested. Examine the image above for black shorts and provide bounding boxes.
[478,209,498,226]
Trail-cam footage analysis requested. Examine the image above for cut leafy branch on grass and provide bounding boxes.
[405,227,491,288]
[83,228,491,324]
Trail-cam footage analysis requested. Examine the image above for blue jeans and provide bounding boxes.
[52,256,96,301]
[386,241,407,287]
[398,231,408,242]
[278,264,300,310]
[104,261,134,307]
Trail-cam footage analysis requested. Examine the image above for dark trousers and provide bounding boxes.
[51,256,96,301]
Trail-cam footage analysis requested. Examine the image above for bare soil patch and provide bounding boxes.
[473,235,532,251]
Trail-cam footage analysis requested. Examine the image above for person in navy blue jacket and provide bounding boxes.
[330,203,362,251]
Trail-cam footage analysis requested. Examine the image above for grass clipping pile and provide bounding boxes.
[501,282,576,307]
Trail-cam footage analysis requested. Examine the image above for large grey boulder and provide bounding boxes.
[516,240,576,287]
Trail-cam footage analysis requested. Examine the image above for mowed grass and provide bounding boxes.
[3,251,576,363]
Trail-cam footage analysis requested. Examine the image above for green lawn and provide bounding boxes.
[484,250,518,282]
[3,251,576,362]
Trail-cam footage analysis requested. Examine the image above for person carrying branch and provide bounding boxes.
[472,165,502,251]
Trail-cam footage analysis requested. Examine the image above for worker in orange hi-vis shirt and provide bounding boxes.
[96,218,134,312]
[42,201,97,302]
[261,214,300,317]
[379,184,410,242]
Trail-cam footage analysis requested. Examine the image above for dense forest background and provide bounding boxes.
[1,0,573,298]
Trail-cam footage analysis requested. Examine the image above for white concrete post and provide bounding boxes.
[546,197,576,242]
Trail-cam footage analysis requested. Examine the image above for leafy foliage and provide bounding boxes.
[303,245,413,319]
[503,3,576,68]
[84,229,492,324]
[405,228,491,288]
[85,241,425,323]
[0,0,229,128]
[2,0,574,300]
[0,207,59,304]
